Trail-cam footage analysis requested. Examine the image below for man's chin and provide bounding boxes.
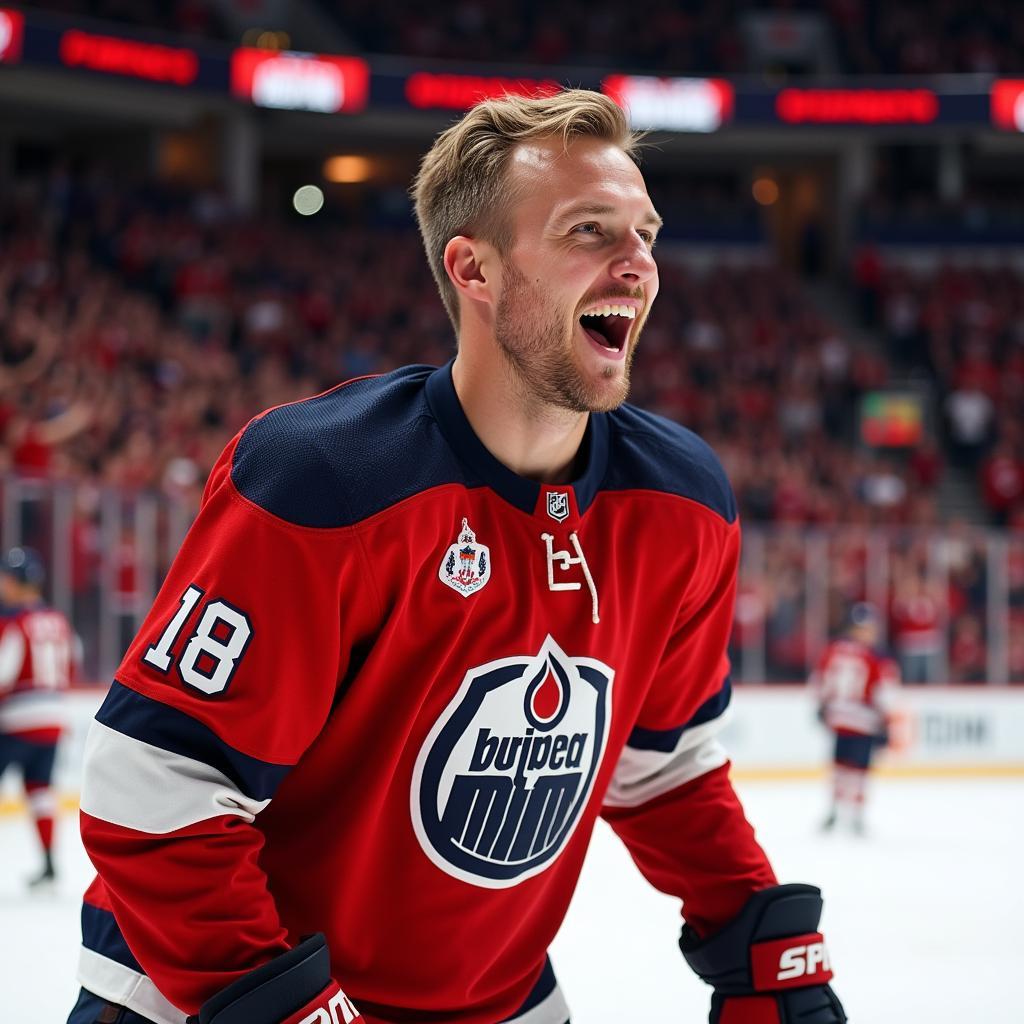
[571,369,631,414]
[572,335,636,412]
[584,388,629,414]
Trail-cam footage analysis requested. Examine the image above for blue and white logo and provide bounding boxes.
[546,491,570,522]
[411,635,614,889]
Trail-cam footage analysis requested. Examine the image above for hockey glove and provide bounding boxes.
[680,883,846,1024]
[186,933,363,1024]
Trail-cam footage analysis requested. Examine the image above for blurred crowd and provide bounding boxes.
[0,170,451,507]
[634,261,940,529]
[329,0,1024,75]
[830,0,1021,75]
[854,253,1024,527]
[0,170,943,527]
[732,523,1024,684]
[21,0,1024,76]
[23,0,228,41]
[1,167,1021,683]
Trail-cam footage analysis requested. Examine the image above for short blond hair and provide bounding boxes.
[412,88,639,329]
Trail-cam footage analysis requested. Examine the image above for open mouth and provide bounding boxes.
[578,304,636,353]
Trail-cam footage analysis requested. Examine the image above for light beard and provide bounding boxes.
[494,260,637,414]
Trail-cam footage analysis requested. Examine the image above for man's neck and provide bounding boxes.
[450,349,589,485]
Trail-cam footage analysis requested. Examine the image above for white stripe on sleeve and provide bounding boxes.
[77,947,187,1024]
[603,705,733,809]
[505,983,571,1024]
[80,720,270,835]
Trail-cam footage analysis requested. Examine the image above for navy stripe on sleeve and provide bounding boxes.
[501,957,557,1022]
[96,681,291,802]
[626,677,732,753]
[81,902,144,973]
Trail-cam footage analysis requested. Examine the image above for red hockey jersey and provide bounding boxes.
[812,638,899,737]
[0,603,75,743]
[77,363,775,1024]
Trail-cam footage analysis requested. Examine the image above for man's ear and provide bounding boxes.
[444,236,497,310]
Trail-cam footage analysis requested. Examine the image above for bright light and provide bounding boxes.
[323,155,373,183]
[231,49,370,113]
[991,80,1024,131]
[293,185,324,216]
[602,75,733,132]
[0,9,25,65]
[752,178,780,206]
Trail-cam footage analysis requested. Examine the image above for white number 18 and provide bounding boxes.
[143,585,253,695]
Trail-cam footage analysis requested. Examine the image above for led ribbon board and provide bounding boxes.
[991,80,1024,131]
[775,88,940,125]
[58,28,199,85]
[231,48,369,113]
[0,8,25,65]
[602,75,734,132]
[403,72,561,110]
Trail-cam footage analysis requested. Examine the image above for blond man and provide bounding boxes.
[71,90,845,1024]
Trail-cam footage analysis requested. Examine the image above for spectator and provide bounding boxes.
[945,384,995,468]
[889,568,944,683]
[949,613,987,683]
[980,443,1024,525]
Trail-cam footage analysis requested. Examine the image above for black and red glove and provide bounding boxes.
[680,884,846,1024]
[186,933,363,1024]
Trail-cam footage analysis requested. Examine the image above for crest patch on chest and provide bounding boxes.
[439,517,491,597]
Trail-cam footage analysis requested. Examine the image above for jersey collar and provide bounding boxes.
[425,360,609,518]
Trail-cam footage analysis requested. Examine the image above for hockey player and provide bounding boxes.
[0,546,76,888]
[813,602,899,834]
[70,91,846,1024]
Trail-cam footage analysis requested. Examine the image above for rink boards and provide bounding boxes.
[721,685,1024,779]
[2,685,1023,813]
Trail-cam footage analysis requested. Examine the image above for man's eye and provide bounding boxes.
[574,223,601,235]
[639,230,657,248]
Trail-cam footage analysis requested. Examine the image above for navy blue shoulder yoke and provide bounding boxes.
[230,364,736,528]
[603,403,737,524]
[230,366,469,528]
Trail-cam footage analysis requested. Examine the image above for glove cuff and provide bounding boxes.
[188,934,359,1024]
[680,884,832,994]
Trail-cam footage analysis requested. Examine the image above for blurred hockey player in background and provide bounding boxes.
[812,602,899,835]
[0,546,77,888]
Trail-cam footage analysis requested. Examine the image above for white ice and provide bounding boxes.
[1,777,1019,1023]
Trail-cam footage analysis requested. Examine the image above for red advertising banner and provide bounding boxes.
[59,29,199,85]
[404,72,561,111]
[602,75,733,132]
[0,8,25,65]
[231,48,369,113]
[991,80,1024,131]
[776,88,939,125]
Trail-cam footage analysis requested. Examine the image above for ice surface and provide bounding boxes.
[1,777,1020,1023]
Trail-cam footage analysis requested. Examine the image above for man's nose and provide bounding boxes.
[610,233,657,284]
